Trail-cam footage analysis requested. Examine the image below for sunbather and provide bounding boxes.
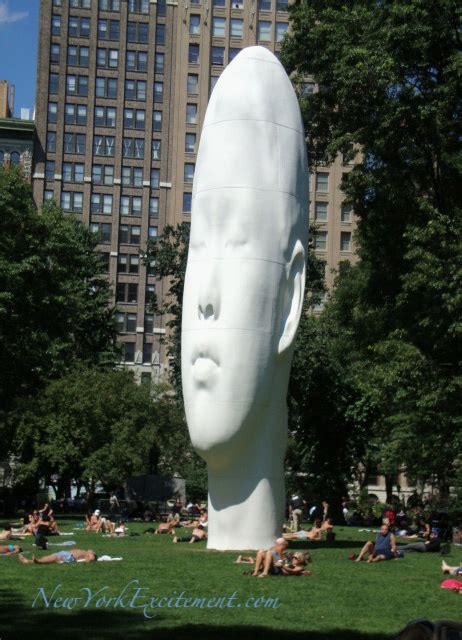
[18,548,97,564]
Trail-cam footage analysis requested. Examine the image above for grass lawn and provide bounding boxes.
[0,518,460,640]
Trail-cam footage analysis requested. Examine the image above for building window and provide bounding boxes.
[48,102,58,124]
[65,103,87,125]
[157,0,166,15]
[275,22,288,42]
[341,203,352,223]
[63,132,86,154]
[94,105,116,127]
[90,222,112,243]
[186,103,197,124]
[126,50,148,72]
[211,46,224,66]
[50,43,60,64]
[229,47,241,61]
[150,169,160,188]
[68,16,91,37]
[183,192,192,213]
[152,140,161,160]
[189,43,200,64]
[185,133,196,154]
[149,197,159,217]
[120,194,142,217]
[99,0,121,10]
[52,0,62,6]
[127,21,149,43]
[51,15,61,36]
[276,0,288,10]
[116,283,138,304]
[125,79,146,101]
[214,0,226,5]
[258,0,271,9]
[45,161,55,181]
[154,82,163,102]
[122,166,143,187]
[96,76,118,99]
[301,82,315,97]
[115,312,137,333]
[340,231,351,252]
[91,193,113,214]
[142,342,152,364]
[61,191,83,212]
[153,110,162,131]
[62,162,85,183]
[99,252,110,272]
[257,21,271,41]
[145,284,156,307]
[315,230,327,251]
[124,108,145,130]
[314,201,328,221]
[92,164,114,185]
[44,190,54,202]
[117,254,140,274]
[187,74,198,95]
[70,0,91,8]
[66,74,88,96]
[93,135,115,157]
[148,226,158,241]
[144,313,154,333]
[68,45,89,67]
[316,172,329,192]
[122,342,136,363]
[230,18,243,37]
[184,163,195,183]
[212,17,226,37]
[122,137,145,159]
[119,224,141,245]
[156,24,165,45]
[49,73,59,94]
[98,19,120,40]
[189,15,200,35]
[210,75,219,95]
[96,48,119,69]
[313,291,326,311]
[155,53,164,73]
[128,0,149,14]
[46,131,57,153]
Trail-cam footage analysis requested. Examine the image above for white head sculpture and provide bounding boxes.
[181,46,308,550]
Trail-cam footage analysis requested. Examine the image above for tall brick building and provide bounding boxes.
[33,0,356,380]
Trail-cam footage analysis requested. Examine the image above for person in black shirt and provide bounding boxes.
[398,529,441,553]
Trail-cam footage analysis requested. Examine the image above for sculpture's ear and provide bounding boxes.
[277,240,306,356]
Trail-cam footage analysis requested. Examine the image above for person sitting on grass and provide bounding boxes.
[442,560,462,577]
[355,522,400,563]
[86,510,102,532]
[235,537,288,566]
[252,550,311,578]
[18,549,97,564]
[173,525,207,544]
[0,526,12,541]
[0,544,22,555]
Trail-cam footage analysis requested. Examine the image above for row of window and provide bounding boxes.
[46,188,193,215]
[49,74,165,101]
[188,14,288,41]
[116,282,156,305]
[186,0,288,9]
[0,150,21,165]
[121,342,156,365]
[45,136,164,165]
[87,222,158,244]
[188,43,242,66]
[116,311,156,333]
[314,231,352,252]
[313,202,352,223]
[52,16,166,44]
[52,0,156,15]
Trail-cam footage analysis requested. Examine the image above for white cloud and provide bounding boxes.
[0,2,29,24]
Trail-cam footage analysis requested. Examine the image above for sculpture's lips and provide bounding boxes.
[192,357,219,383]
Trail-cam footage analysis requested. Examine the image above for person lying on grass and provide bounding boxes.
[355,522,400,563]
[0,526,12,541]
[283,518,334,541]
[442,560,462,576]
[155,520,177,535]
[251,550,311,577]
[18,549,97,564]
[234,537,288,564]
[173,525,207,544]
[398,529,441,554]
[0,544,22,555]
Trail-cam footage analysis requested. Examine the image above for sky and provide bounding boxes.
[0,0,39,117]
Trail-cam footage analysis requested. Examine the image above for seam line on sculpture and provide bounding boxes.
[202,119,303,135]
[186,256,286,266]
[183,328,274,333]
[193,186,302,199]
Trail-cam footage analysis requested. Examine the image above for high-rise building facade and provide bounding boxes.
[33,0,356,379]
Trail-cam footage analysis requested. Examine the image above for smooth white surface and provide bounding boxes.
[181,46,309,550]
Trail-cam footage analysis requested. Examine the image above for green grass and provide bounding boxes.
[1,518,460,640]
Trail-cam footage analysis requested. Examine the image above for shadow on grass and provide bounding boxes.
[289,540,367,550]
[0,587,390,640]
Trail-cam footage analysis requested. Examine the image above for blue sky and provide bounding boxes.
[0,0,39,117]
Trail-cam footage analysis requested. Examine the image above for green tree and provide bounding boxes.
[11,367,170,497]
[0,168,118,422]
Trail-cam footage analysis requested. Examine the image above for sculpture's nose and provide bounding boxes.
[198,262,220,321]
